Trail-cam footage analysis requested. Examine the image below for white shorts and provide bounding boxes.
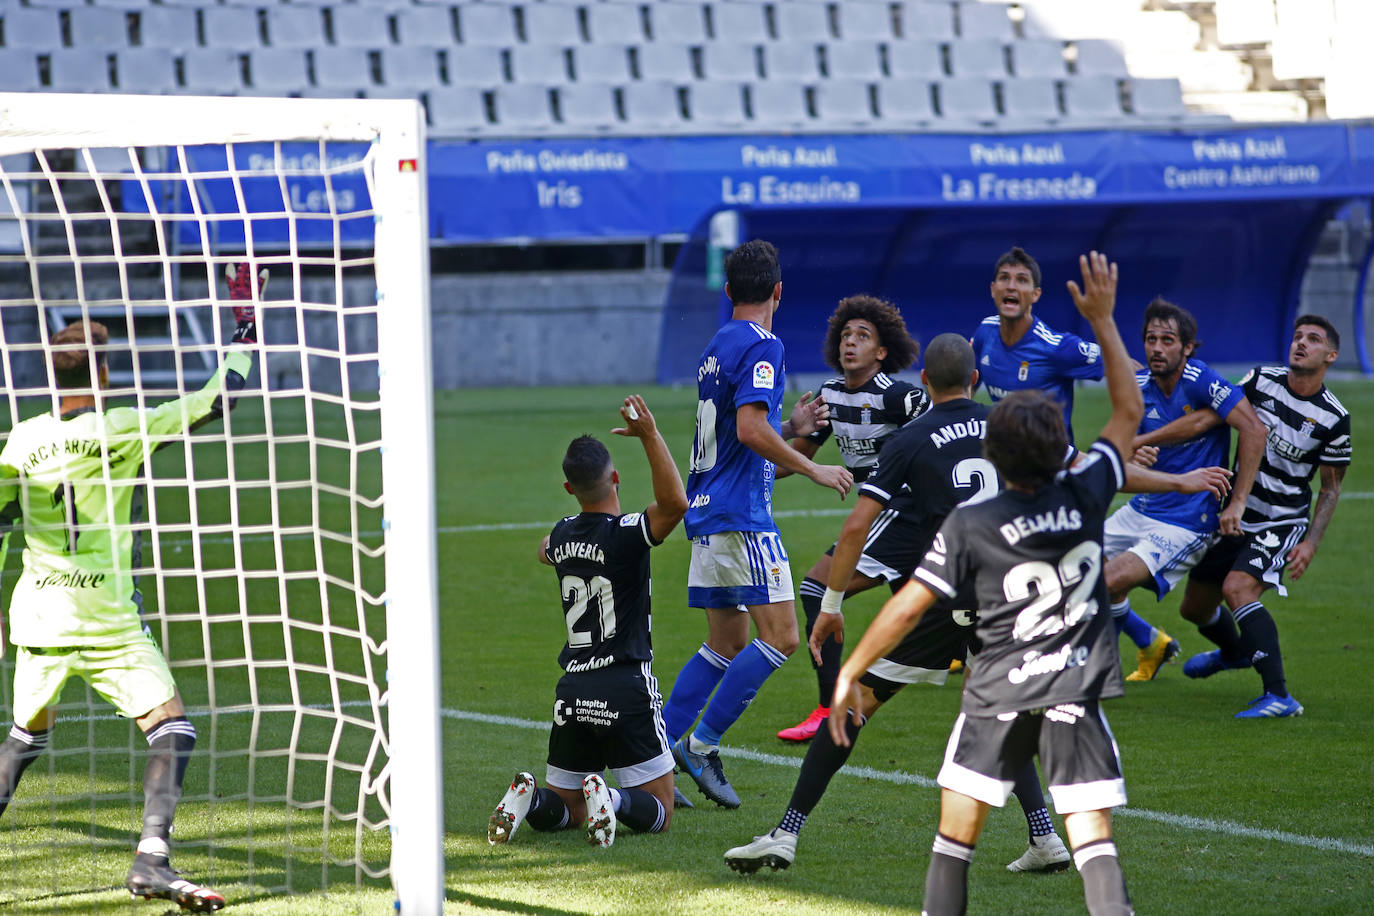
[13,633,177,726]
[687,530,795,609]
[1103,503,1215,598]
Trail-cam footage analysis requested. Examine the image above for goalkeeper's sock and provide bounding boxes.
[139,717,196,848]
[694,639,787,747]
[1112,599,1155,649]
[662,644,730,743]
[526,787,570,832]
[609,786,667,834]
[0,725,50,817]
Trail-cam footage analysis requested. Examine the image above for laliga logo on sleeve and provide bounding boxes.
[753,360,775,389]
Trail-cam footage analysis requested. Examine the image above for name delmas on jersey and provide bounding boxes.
[929,419,987,449]
[999,507,1083,545]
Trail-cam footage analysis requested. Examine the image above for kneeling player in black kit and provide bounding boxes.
[831,251,1139,915]
[487,395,687,848]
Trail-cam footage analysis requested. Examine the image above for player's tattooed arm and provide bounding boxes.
[1289,464,1345,580]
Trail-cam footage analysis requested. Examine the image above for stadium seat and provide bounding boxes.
[201,7,266,50]
[999,76,1062,126]
[948,38,1009,78]
[835,2,896,41]
[508,45,571,84]
[773,2,833,42]
[394,7,457,49]
[491,83,556,131]
[68,7,132,51]
[935,76,999,125]
[1010,38,1067,77]
[46,49,115,92]
[709,3,770,43]
[956,1,1015,40]
[621,80,686,131]
[570,45,633,84]
[813,79,879,128]
[137,7,199,51]
[684,80,748,130]
[1072,38,1129,76]
[748,80,812,129]
[157,0,220,7]
[0,50,40,91]
[265,6,327,49]
[456,4,519,46]
[1129,77,1188,120]
[1061,74,1126,121]
[645,3,708,44]
[351,0,411,8]
[885,39,946,80]
[824,41,884,81]
[522,4,583,46]
[377,47,443,91]
[555,83,621,132]
[248,48,311,93]
[761,41,821,81]
[699,42,760,81]
[585,4,645,45]
[90,0,155,9]
[180,48,247,94]
[873,78,935,126]
[114,48,179,93]
[428,86,491,134]
[311,46,375,90]
[2,8,63,50]
[633,43,697,83]
[326,5,390,49]
[897,1,956,41]
[447,45,506,86]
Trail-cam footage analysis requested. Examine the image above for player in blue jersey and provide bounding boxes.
[662,239,853,809]
[971,246,1103,440]
[1102,299,1266,681]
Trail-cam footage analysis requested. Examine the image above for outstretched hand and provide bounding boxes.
[611,394,656,438]
[226,262,267,344]
[787,391,830,438]
[1065,251,1118,323]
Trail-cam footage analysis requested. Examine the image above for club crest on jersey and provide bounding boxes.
[1299,417,1316,438]
[770,565,782,586]
[1078,341,1100,364]
[753,360,775,389]
[860,404,872,425]
[1018,361,1029,382]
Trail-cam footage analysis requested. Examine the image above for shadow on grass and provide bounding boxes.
[446,889,588,915]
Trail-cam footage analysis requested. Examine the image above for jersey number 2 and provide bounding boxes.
[1004,540,1101,642]
[562,575,616,648]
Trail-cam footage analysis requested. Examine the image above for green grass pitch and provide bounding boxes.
[2,378,1372,914]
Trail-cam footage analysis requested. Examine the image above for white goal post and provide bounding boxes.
[0,93,442,913]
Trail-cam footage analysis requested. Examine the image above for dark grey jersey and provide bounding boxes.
[807,373,929,482]
[545,510,661,673]
[914,440,1126,715]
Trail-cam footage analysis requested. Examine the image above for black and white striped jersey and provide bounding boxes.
[805,373,929,482]
[1237,366,1351,526]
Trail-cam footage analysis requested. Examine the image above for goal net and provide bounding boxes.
[0,93,441,912]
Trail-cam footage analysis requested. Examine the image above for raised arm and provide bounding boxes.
[1121,463,1231,499]
[1066,251,1141,458]
[1217,397,1266,536]
[737,403,853,498]
[1133,408,1222,450]
[1287,464,1345,580]
[611,394,688,544]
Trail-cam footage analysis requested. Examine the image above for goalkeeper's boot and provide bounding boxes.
[724,828,797,874]
[1006,833,1071,873]
[125,853,225,912]
[1125,629,1180,682]
[488,771,536,845]
[1183,649,1250,679]
[1234,692,1304,719]
[672,736,740,809]
[581,773,617,848]
[776,705,828,742]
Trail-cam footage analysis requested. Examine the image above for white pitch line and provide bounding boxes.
[445,707,1374,859]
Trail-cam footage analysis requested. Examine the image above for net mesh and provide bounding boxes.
[0,137,396,903]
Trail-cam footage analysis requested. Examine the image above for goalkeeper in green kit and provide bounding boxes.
[0,263,264,912]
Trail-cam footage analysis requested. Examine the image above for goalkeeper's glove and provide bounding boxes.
[226,261,267,344]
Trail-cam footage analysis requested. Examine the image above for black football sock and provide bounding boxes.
[781,711,863,826]
[1197,605,1246,663]
[1010,760,1053,841]
[612,787,666,833]
[799,578,841,705]
[140,717,197,855]
[0,726,50,818]
[1075,840,1133,916]
[526,787,570,831]
[1235,601,1287,696]
[923,833,974,916]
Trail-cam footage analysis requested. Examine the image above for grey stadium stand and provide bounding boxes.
[521,3,583,45]
[748,80,811,130]
[200,7,265,51]
[0,49,41,92]
[377,47,443,92]
[394,7,457,49]
[1010,38,1068,78]
[699,41,760,82]
[897,1,956,41]
[2,7,63,50]
[1061,74,1127,122]
[68,7,132,51]
[885,39,946,80]
[456,4,519,47]
[834,2,896,41]
[555,82,621,132]
[824,40,884,81]
[709,3,770,43]
[570,44,633,84]
[311,46,375,91]
[136,7,199,51]
[956,1,1015,40]
[1129,77,1187,120]
[645,3,708,44]
[684,80,748,130]
[948,38,1010,78]
[772,2,832,42]
[999,76,1063,127]
[179,48,247,94]
[1072,38,1129,77]
[507,44,571,84]
[936,76,1000,126]
[874,78,936,127]
[428,86,491,134]
[491,83,556,131]
[585,4,645,45]
[327,5,391,49]
[446,45,506,87]
[266,6,328,49]
[247,48,311,94]
[814,79,879,128]
[760,41,821,81]
[621,80,686,132]
[46,49,115,93]
[634,43,696,83]
[114,47,179,93]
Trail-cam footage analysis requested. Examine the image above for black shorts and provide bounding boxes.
[1189,520,1307,598]
[859,592,978,702]
[825,509,926,584]
[546,663,674,791]
[937,700,1127,814]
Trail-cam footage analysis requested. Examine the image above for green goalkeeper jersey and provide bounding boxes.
[0,350,252,647]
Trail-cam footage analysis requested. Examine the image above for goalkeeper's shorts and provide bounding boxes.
[12,633,177,726]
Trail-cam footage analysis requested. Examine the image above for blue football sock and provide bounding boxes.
[1112,599,1155,649]
[694,638,787,747]
[662,644,730,743]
